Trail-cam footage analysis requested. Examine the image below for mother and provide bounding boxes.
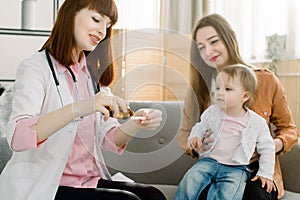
[178,14,298,199]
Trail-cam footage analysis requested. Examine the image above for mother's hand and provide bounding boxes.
[198,129,214,154]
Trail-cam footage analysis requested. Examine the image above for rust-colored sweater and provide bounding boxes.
[178,68,298,199]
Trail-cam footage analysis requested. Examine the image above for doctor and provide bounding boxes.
[0,0,165,200]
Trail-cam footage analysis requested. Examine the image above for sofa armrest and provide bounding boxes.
[279,138,300,193]
[0,137,12,174]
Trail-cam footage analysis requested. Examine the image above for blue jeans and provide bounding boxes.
[175,157,251,200]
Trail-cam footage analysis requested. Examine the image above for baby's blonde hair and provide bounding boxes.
[220,64,257,107]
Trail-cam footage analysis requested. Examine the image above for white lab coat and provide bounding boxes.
[0,51,119,200]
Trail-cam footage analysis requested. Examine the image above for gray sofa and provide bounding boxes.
[0,101,300,200]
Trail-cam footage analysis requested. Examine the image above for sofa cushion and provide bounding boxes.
[103,101,197,185]
[281,190,300,200]
[151,184,177,200]
[0,84,13,138]
[279,138,300,193]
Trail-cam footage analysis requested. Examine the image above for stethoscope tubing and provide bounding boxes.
[45,49,80,107]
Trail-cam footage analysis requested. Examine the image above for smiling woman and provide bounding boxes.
[0,1,166,200]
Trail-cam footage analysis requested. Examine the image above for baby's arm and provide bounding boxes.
[187,106,214,153]
[253,115,276,192]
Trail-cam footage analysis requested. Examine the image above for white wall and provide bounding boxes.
[0,1,54,30]
[0,35,48,79]
[0,0,64,79]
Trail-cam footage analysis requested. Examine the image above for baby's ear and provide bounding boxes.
[242,91,250,103]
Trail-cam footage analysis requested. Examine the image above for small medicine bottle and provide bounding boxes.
[105,106,135,119]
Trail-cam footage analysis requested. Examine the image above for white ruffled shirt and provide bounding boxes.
[188,104,275,180]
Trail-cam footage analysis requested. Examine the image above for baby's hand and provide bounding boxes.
[189,137,203,150]
[251,176,277,193]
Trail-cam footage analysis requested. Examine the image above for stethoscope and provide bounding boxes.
[45,48,101,109]
[45,49,99,93]
[45,48,80,108]
[45,49,101,122]
[45,49,76,86]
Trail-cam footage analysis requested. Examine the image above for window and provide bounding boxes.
[114,0,160,30]
[213,0,300,61]
[111,0,190,102]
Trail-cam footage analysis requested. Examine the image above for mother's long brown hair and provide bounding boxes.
[40,0,118,86]
[190,14,247,116]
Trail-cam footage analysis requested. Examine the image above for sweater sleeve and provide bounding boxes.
[255,118,275,180]
[188,106,212,142]
[102,127,126,154]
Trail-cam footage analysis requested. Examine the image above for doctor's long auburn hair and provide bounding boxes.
[40,0,118,86]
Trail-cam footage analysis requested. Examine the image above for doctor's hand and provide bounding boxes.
[94,91,128,120]
[133,108,163,130]
[117,108,162,138]
[72,90,128,120]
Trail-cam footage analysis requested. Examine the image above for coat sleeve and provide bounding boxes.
[269,73,298,153]
[6,53,48,145]
[253,69,298,154]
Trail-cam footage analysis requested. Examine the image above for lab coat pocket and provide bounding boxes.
[5,161,39,179]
